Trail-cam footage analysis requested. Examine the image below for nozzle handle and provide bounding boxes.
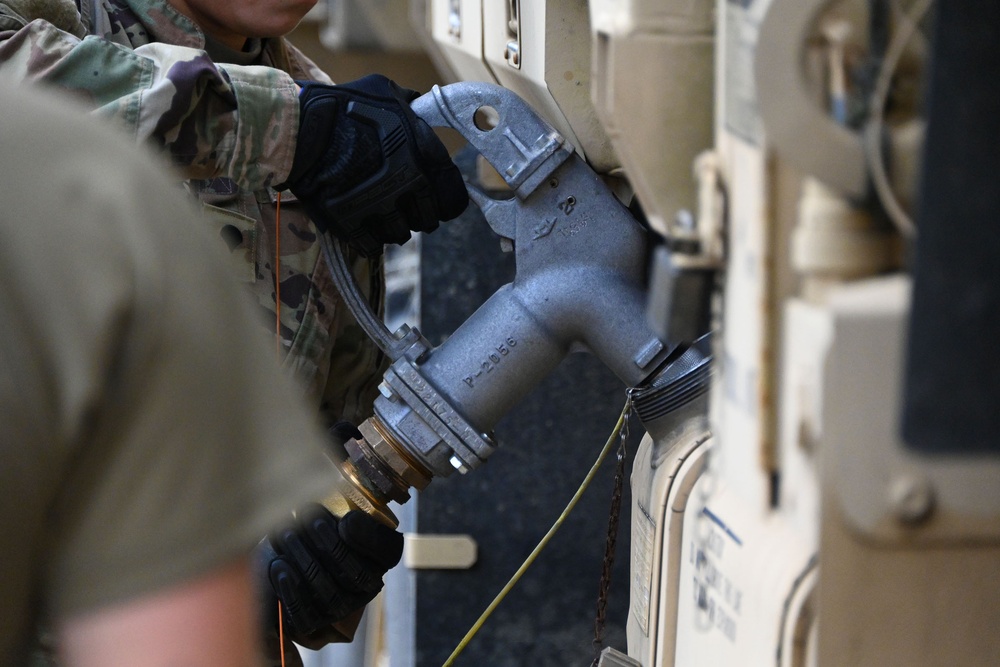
[319,236,410,360]
[411,82,573,199]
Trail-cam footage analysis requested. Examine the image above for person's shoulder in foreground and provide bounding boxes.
[0,78,338,666]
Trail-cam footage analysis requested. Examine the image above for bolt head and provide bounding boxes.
[449,455,470,475]
[889,474,935,525]
[675,209,696,231]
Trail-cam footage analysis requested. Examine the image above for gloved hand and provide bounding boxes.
[328,420,363,451]
[280,74,468,257]
[255,504,404,652]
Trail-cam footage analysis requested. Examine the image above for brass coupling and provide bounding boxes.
[330,415,434,528]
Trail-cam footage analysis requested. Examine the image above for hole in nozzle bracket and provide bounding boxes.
[473,105,499,131]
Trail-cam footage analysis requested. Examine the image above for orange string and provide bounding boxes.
[275,192,282,359]
[275,194,286,667]
[278,599,287,667]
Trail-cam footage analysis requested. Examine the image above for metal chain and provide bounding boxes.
[591,393,632,666]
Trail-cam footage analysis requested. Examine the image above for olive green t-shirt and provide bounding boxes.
[0,81,339,664]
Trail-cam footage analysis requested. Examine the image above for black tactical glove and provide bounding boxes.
[280,74,468,257]
[328,420,363,451]
[256,504,404,651]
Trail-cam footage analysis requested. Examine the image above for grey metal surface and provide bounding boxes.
[370,81,673,480]
[414,180,637,665]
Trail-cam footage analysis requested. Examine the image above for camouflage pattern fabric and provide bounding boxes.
[0,0,387,426]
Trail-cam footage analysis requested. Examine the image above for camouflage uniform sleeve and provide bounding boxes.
[0,17,298,189]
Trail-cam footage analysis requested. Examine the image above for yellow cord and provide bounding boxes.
[441,395,633,666]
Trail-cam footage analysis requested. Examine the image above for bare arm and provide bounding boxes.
[57,558,261,667]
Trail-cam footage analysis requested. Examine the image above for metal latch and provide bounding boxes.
[448,0,461,38]
[504,0,521,68]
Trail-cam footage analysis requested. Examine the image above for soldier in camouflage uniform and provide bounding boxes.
[0,0,468,662]
[1,0,386,422]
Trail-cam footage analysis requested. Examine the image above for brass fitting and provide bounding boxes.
[326,415,434,529]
